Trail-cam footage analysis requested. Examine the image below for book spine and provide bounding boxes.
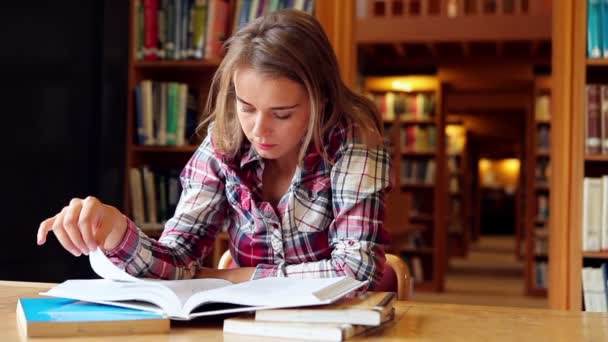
[587,84,602,154]
[143,0,159,60]
[589,0,602,58]
[602,85,608,154]
[583,178,602,252]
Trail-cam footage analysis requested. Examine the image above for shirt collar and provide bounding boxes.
[239,141,263,168]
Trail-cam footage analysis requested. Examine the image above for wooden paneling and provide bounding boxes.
[357,15,552,43]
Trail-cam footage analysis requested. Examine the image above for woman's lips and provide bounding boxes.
[257,143,276,150]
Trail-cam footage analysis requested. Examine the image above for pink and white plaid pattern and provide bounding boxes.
[106,120,391,288]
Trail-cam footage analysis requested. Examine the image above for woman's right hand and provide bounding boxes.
[37,196,128,256]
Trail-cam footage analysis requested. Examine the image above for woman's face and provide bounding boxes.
[233,67,311,164]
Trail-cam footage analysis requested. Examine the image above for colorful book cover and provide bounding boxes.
[589,0,602,58]
[17,297,169,337]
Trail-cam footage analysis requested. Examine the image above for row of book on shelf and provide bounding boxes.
[400,125,436,153]
[535,94,551,121]
[534,261,548,289]
[401,160,435,185]
[135,0,315,61]
[135,0,227,60]
[585,84,608,155]
[587,0,608,58]
[537,125,550,151]
[129,166,182,232]
[367,92,436,121]
[536,194,549,224]
[582,264,608,312]
[135,80,199,146]
[536,159,550,184]
[582,177,608,252]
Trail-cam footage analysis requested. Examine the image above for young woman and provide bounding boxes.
[37,10,391,289]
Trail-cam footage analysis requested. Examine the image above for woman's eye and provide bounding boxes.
[274,112,293,120]
[240,106,255,113]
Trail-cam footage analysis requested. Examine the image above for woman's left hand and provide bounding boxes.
[195,267,256,283]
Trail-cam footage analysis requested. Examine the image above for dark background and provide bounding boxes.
[0,1,128,281]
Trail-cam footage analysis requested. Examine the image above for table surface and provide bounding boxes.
[3,280,607,341]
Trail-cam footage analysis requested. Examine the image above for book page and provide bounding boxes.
[89,248,140,282]
[155,279,233,308]
[183,276,364,314]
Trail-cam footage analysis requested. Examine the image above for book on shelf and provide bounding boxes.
[582,176,608,251]
[224,308,395,342]
[135,0,316,61]
[537,125,551,151]
[581,264,608,312]
[587,0,607,58]
[534,261,548,289]
[16,297,169,338]
[254,292,396,326]
[401,160,435,185]
[134,80,199,147]
[402,125,436,152]
[41,249,366,320]
[584,84,608,155]
[129,166,181,230]
[535,94,551,121]
[367,92,435,122]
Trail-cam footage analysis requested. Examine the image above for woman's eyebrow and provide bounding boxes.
[236,95,298,110]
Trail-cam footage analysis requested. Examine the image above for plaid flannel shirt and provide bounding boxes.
[106,120,391,288]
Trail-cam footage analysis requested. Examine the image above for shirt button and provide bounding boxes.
[348,241,354,246]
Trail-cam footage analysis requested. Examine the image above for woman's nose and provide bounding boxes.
[252,113,272,137]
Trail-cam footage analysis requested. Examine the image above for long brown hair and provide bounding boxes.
[201,9,382,162]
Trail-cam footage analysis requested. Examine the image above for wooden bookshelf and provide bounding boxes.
[582,252,608,260]
[364,76,447,292]
[551,0,608,310]
[445,122,469,258]
[524,75,552,297]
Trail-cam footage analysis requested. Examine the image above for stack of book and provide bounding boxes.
[17,249,371,338]
[223,292,397,342]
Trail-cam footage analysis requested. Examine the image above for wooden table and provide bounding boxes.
[3,281,607,341]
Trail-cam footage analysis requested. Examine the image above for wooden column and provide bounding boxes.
[315,0,357,88]
[549,0,576,310]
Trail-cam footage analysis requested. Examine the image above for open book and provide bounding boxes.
[41,249,366,320]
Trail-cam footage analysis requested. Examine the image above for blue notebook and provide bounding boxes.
[17,297,169,337]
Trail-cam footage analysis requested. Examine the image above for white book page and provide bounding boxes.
[183,277,357,314]
[40,279,180,316]
[153,278,234,309]
[89,248,141,282]
[89,247,233,314]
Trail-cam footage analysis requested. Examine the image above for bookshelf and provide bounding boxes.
[364,76,447,292]
[524,76,551,297]
[124,1,346,267]
[445,122,469,258]
[551,0,608,310]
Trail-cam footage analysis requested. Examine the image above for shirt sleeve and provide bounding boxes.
[251,138,391,289]
[105,136,228,279]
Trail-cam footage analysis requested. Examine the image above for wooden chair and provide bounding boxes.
[217,250,412,301]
